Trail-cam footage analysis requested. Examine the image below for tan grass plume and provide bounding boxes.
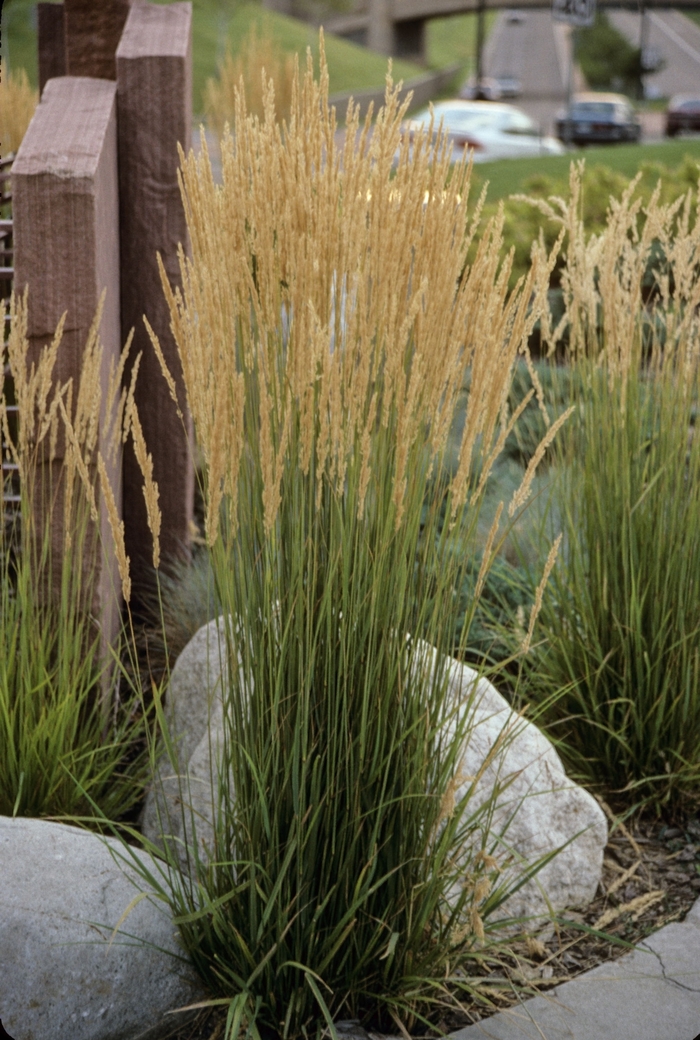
[0,63,37,155]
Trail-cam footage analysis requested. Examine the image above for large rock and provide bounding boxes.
[0,816,204,1040]
[440,652,607,924]
[143,619,607,928]
[141,615,229,862]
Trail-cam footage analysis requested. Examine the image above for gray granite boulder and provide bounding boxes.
[141,615,229,862]
[437,650,607,925]
[0,816,204,1040]
[143,619,607,928]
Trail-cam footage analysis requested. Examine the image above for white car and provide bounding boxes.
[400,100,565,164]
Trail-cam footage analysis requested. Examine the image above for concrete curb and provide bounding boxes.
[328,64,462,121]
[449,898,700,1040]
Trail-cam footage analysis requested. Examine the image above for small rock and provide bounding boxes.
[439,651,607,926]
[334,1021,371,1040]
[141,615,228,863]
[669,872,694,885]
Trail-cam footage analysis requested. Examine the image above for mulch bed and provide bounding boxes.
[157,807,700,1040]
[446,804,700,1031]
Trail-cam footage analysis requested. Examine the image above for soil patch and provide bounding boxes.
[447,805,700,1031]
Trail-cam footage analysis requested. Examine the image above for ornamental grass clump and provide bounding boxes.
[138,43,563,1038]
[0,63,37,155]
[205,23,295,135]
[515,167,700,812]
[0,294,153,823]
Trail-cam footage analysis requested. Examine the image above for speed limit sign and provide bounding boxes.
[552,0,596,26]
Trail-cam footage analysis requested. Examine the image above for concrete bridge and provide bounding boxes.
[264,0,700,65]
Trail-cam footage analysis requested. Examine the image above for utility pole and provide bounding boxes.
[564,26,575,146]
[639,3,649,100]
[474,0,487,99]
[552,0,596,146]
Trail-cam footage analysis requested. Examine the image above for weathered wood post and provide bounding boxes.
[37,3,66,96]
[116,2,194,581]
[64,0,132,80]
[12,77,123,653]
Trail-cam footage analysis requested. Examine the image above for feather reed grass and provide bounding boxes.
[132,42,564,1040]
[514,166,700,812]
[0,293,149,823]
[205,23,295,135]
[0,63,37,156]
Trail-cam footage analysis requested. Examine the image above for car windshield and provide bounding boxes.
[570,102,617,120]
[427,106,485,127]
[504,110,537,135]
[409,104,537,137]
[411,104,495,130]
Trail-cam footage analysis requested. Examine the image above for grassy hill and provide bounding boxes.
[426,10,496,79]
[2,0,481,115]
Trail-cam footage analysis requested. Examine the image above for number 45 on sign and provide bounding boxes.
[552,0,596,26]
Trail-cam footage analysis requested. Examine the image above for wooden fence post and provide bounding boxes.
[12,77,123,654]
[64,0,132,80]
[116,2,194,582]
[37,3,66,96]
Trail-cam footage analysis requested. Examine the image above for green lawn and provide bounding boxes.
[202,3,424,104]
[3,0,478,116]
[2,0,40,83]
[472,137,700,202]
[426,11,497,77]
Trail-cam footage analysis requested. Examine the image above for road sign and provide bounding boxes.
[641,45,663,72]
[552,0,596,26]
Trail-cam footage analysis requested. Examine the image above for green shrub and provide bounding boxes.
[139,546,220,682]
[0,541,146,822]
[576,13,643,95]
[481,156,700,290]
[521,365,700,811]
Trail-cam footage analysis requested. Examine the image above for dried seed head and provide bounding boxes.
[521,533,562,655]
[98,452,131,602]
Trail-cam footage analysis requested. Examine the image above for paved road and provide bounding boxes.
[483,9,571,134]
[482,8,700,139]
[485,9,566,98]
[609,8,700,99]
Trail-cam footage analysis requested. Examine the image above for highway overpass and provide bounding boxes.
[263,0,700,64]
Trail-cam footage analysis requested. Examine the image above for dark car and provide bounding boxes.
[495,74,522,98]
[556,93,641,146]
[665,95,700,137]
